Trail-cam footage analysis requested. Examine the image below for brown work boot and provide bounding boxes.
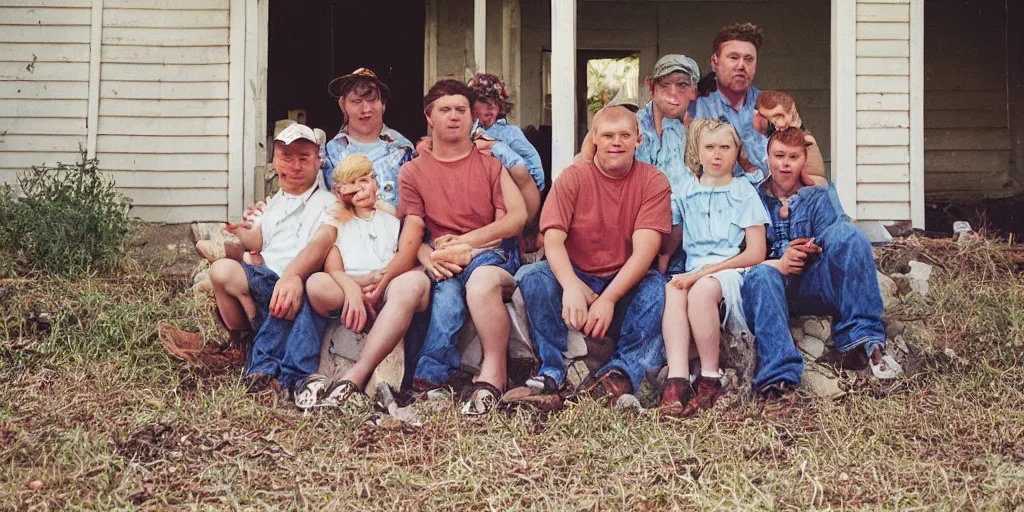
[679,376,726,417]
[579,369,632,403]
[658,377,695,417]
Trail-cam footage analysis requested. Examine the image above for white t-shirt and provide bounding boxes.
[259,182,336,276]
[328,209,400,275]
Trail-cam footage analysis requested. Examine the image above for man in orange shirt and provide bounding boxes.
[517,106,672,402]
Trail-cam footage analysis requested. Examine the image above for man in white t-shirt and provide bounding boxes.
[294,154,432,409]
[210,123,338,395]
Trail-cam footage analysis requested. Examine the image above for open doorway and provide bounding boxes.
[575,50,640,146]
[267,1,426,146]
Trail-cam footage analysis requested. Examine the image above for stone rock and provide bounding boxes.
[565,330,588,359]
[906,260,933,296]
[797,335,826,360]
[720,328,758,399]
[802,316,832,342]
[614,394,643,412]
[885,320,906,339]
[460,291,537,376]
[802,363,845,398]
[790,325,805,343]
[319,321,403,400]
[565,359,590,390]
[877,271,898,309]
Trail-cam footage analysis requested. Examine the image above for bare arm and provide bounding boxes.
[228,224,263,252]
[458,170,527,248]
[598,229,662,303]
[573,130,597,164]
[507,163,542,223]
[269,223,337,319]
[280,223,337,281]
[696,225,767,277]
[544,229,582,289]
[804,133,826,180]
[657,224,682,274]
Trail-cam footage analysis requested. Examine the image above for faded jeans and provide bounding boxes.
[517,261,667,393]
[413,239,521,385]
[244,264,328,391]
[742,221,886,391]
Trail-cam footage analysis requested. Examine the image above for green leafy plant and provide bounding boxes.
[0,150,132,276]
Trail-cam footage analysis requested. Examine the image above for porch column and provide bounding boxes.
[830,0,857,219]
[551,0,576,179]
[474,0,486,71]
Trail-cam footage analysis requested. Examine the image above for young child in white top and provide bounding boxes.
[660,119,771,418]
[297,154,432,409]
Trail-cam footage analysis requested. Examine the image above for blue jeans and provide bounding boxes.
[244,264,328,391]
[742,222,886,391]
[666,245,686,275]
[413,239,522,385]
[517,260,667,393]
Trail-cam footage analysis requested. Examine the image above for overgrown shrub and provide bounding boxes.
[0,151,132,276]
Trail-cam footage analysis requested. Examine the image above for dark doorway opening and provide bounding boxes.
[268,1,426,144]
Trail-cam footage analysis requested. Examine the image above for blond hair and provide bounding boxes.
[684,118,743,177]
[328,153,375,225]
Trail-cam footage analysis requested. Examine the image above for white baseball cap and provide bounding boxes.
[274,122,319,146]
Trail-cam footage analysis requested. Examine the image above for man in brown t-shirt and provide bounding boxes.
[397,79,527,415]
[516,106,672,402]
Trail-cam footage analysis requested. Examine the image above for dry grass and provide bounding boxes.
[1,233,1024,510]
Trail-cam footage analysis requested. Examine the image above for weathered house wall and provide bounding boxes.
[0,0,232,223]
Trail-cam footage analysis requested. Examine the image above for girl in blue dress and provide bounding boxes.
[660,118,771,417]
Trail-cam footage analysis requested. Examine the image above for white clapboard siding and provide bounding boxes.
[100,81,228,100]
[0,43,91,63]
[94,0,232,222]
[0,62,90,81]
[104,9,229,29]
[102,27,228,47]
[132,205,227,224]
[922,0,1013,199]
[854,0,914,222]
[99,99,228,117]
[110,170,227,189]
[0,25,91,43]
[98,116,228,136]
[101,45,229,65]
[0,99,88,117]
[0,5,89,184]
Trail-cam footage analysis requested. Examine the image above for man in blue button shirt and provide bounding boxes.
[694,22,769,181]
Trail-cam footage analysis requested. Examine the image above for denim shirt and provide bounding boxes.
[676,174,771,273]
[758,181,848,259]
[636,101,690,225]
[471,122,528,186]
[695,87,769,180]
[320,124,415,209]
[478,118,545,191]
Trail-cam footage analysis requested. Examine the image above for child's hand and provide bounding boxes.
[433,234,461,249]
[670,271,701,290]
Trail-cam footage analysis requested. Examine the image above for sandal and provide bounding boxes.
[460,381,503,416]
[868,346,903,379]
[293,374,328,410]
[320,379,363,407]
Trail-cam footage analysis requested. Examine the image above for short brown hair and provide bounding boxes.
[712,22,764,55]
[423,79,476,116]
[341,78,383,102]
[755,90,795,112]
[768,127,808,155]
